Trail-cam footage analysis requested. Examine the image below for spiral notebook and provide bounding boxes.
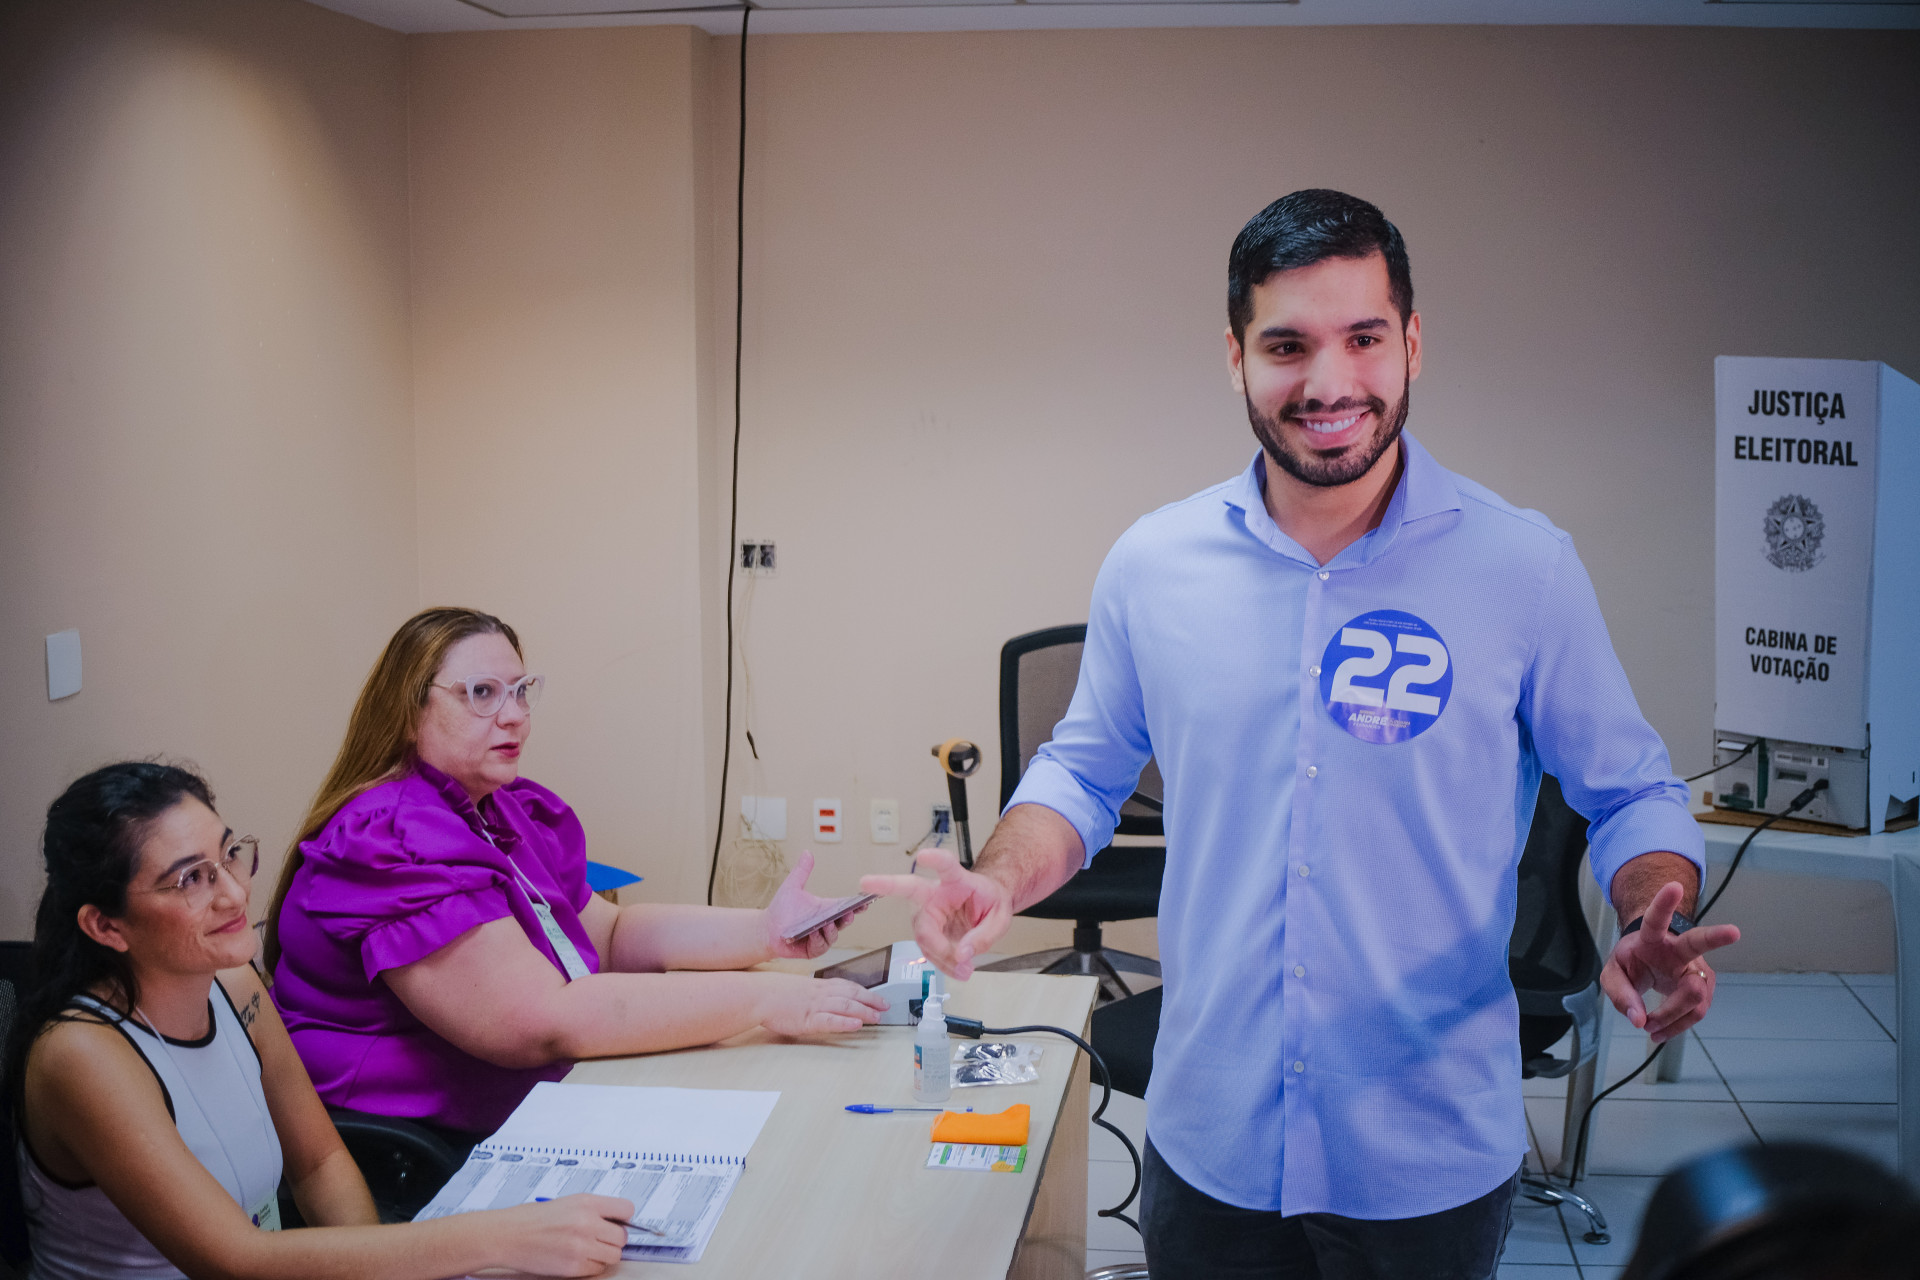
[415,1082,781,1265]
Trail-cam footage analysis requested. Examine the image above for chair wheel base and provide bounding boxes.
[1521,1173,1610,1246]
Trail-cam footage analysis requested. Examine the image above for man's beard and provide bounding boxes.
[1248,374,1411,489]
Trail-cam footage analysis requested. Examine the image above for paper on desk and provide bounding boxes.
[418,1083,781,1266]
[427,1149,740,1263]
[489,1082,780,1158]
[927,1143,1028,1173]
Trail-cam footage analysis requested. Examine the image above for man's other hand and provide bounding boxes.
[860,849,1013,980]
[1599,881,1740,1044]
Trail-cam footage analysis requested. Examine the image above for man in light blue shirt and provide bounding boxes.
[866,190,1738,1279]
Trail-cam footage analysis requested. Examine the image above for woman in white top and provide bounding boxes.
[5,761,633,1280]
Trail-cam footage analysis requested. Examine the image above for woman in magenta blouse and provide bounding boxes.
[266,607,883,1140]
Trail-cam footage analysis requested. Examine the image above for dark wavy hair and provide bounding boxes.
[1228,188,1414,342]
[2,761,216,1121]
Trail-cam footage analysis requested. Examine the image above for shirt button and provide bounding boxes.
[1305,765,1318,778]
[1317,571,1330,581]
[1294,965,1306,978]
[1293,1061,1306,1073]
[1309,665,1320,677]
[1297,864,1310,877]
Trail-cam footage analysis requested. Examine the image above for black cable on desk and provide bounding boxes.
[941,1015,1143,1235]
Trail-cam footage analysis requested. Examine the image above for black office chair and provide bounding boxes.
[0,941,35,1274]
[318,1109,468,1223]
[1511,774,1610,1243]
[978,625,1165,1005]
[1514,775,1604,1082]
[1089,983,1160,1099]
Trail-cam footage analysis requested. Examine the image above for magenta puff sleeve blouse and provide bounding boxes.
[271,761,601,1134]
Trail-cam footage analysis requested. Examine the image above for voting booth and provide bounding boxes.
[1711,357,1919,833]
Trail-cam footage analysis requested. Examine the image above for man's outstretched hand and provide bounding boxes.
[1600,880,1740,1045]
[861,849,1013,980]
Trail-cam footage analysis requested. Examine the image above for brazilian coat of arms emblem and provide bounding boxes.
[1763,494,1825,572]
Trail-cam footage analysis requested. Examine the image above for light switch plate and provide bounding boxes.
[870,799,899,844]
[813,798,843,843]
[46,630,81,701]
[740,796,787,841]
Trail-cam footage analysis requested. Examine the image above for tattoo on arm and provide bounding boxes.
[240,992,260,1030]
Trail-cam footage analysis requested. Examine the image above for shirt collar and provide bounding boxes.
[1223,431,1461,569]
[411,758,506,839]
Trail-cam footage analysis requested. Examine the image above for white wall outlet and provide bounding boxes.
[46,630,81,701]
[813,798,843,843]
[739,539,776,576]
[870,799,899,844]
[740,795,786,841]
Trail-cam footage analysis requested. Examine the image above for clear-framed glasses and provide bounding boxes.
[144,836,260,910]
[432,673,544,718]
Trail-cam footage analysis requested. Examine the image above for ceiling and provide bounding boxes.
[303,0,1920,36]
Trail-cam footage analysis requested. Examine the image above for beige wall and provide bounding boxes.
[4,10,1913,970]
[699,26,1920,965]
[409,27,720,907]
[0,0,414,935]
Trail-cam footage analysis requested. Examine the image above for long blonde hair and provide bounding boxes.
[264,607,522,971]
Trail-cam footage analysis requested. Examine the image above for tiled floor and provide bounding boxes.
[1081,972,1897,1277]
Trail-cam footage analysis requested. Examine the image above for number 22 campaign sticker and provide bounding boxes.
[1320,610,1453,744]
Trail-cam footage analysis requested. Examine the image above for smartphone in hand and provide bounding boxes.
[780,892,877,944]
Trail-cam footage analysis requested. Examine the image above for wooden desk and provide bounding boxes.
[562,971,1098,1279]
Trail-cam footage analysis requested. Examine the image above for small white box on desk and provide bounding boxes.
[816,940,937,1025]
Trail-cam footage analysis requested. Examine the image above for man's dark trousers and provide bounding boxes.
[1140,1136,1520,1279]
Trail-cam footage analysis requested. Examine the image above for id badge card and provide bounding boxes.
[531,901,592,981]
[252,1192,281,1231]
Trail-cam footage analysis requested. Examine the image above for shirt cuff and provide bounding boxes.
[359,885,514,981]
[1006,756,1117,869]
[1585,790,1707,909]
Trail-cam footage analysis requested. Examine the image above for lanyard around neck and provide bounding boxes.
[484,829,592,983]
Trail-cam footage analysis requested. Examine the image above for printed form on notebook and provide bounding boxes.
[415,1082,780,1265]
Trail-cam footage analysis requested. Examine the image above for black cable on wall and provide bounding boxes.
[709,5,751,905]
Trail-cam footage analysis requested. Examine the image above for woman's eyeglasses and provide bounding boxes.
[146,837,260,910]
[433,673,544,718]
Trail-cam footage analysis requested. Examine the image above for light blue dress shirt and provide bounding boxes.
[1010,433,1704,1219]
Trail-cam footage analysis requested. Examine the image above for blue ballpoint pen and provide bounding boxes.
[845,1104,972,1113]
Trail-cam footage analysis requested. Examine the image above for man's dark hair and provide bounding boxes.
[1228,189,1413,341]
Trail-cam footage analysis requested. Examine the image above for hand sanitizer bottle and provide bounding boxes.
[914,991,951,1104]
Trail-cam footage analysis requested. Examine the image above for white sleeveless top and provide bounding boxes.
[19,984,284,1280]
